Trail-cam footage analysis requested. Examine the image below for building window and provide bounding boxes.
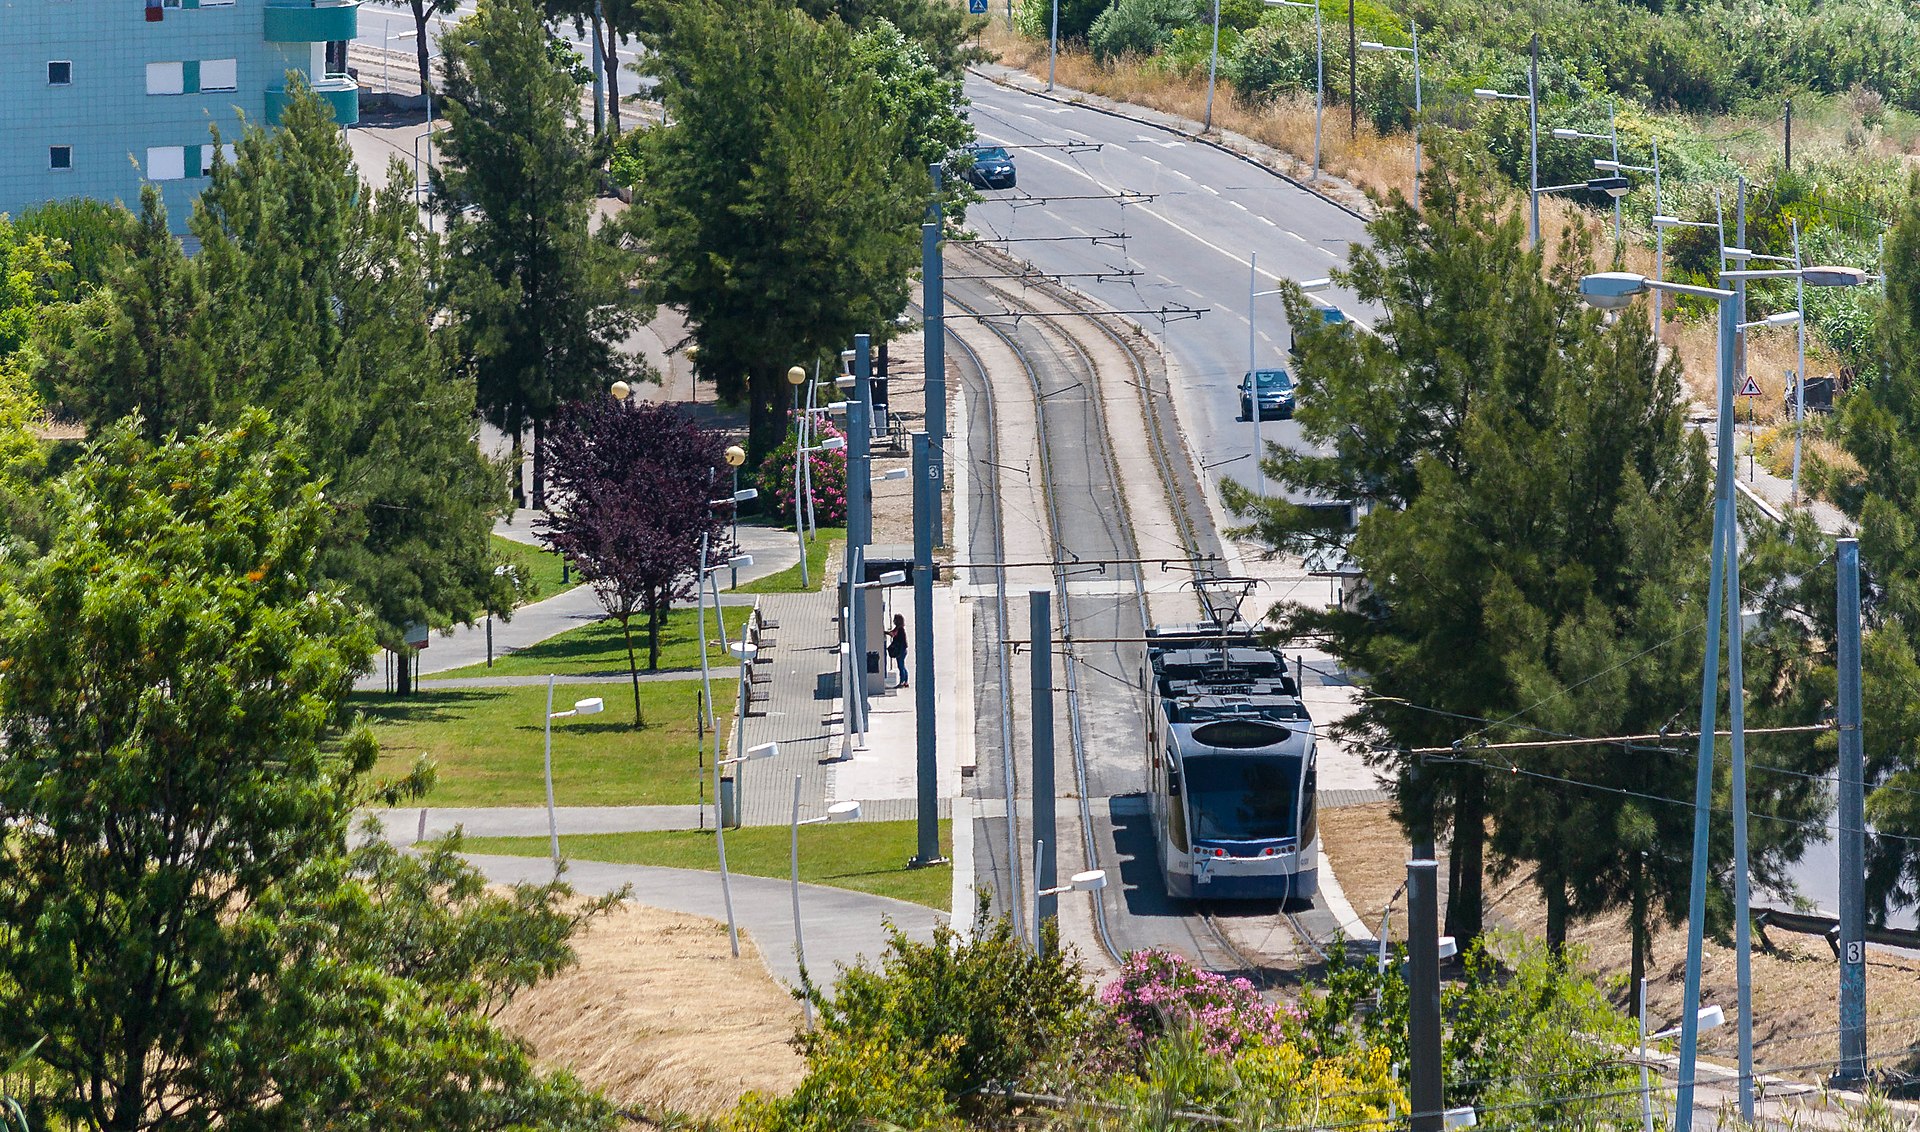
[49,146,72,171]
[48,61,72,85]
[200,142,236,176]
[200,58,237,92]
[146,146,187,181]
[146,61,185,96]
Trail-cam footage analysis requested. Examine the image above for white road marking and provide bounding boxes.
[1259,216,1277,226]
[1286,230,1308,243]
[1230,201,1247,211]
[970,127,1374,328]
[1171,170,1193,181]
[1200,183,1219,195]
[1142,156,1162,166]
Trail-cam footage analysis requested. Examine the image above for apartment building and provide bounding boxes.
[0,0,360,228]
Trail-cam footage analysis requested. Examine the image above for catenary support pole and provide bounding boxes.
[1347,0,1357,138]
[1407,857,1443,1132]
[1726,502,1754,1123]
[1249,252,1264,499]
[1031,590,1057,950]
[1047,0,1060,90]
[1836,537,1867,1083]
[912,432,942,866]
[924,163,948,545]
[590,0,605,134]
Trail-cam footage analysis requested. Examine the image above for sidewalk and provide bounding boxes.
[461,854,944,990]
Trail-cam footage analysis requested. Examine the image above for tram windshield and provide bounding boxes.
[1184,755,1300,842]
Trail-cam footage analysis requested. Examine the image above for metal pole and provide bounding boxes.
[851,336,873,553]
[923,163,948,545]
[1407,857,1443,1132]
[1609,100,1622,247]
[1031,589,1057,950]
[1347,0,1356,138]
[716,670,741,957]
[1652,137,1664,341]
[1639,979,1656,1132]
[730,468,741,589]
[1725,500,1754,1123]
[794,389,810,588]
[1204,0,1221,130]
[790,773,815,1028]
[1409,20,1421,206]
[1312,0,1323,178]
[1047,0,1059,90]
[1836,537,1867,1083]
[544,673,561,870]
[1676,291,1738,1132]
[805,363,819,541]
[1032,837,1047,952]
[1791,219,1807,505]
[912,433,942,866]
[1249,252,1264,499]
[1527,34,1540,248]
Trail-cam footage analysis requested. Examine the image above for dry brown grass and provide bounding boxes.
[974,33,1833,419]
[498,902,804,1118]
[1322,802,1920,1085]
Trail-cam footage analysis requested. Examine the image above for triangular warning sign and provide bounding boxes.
[1738,376,1764,397]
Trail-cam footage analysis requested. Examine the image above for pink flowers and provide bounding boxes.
[1101,950,1300,1057]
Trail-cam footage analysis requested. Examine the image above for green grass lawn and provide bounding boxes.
[357,678,733,807]
[460,820,952,909]
[736,526,845,594]
[429,607,738,681]
[490,533,577,605]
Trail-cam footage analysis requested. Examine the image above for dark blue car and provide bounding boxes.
[961,144,1016,190]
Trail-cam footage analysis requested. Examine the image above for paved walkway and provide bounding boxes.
[462,855,944,990]
[355,515,803,692]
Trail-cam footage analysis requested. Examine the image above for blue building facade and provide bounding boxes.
[0,0,360,228]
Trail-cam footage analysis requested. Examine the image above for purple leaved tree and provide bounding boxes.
[537,398,734,728]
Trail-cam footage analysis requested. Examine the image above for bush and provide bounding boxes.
[787,908,1098,1119]
[1222,21,1317,104]
[1089,0,1197,63]
[1099,949,1297,1058]
[755,418,847,527]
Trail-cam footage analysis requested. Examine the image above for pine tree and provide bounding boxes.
[1230,145,1717,966]
[628,0,922,458]
[436,0,643,509]
[37,84,506,694]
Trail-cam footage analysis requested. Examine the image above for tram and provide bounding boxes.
[1145,623,1319,902]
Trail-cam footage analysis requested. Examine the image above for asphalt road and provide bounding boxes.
[962,72,1376,505]
[350,0,654,93]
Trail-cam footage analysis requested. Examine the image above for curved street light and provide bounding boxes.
[542,682,604,872]
[790,777,860,1026]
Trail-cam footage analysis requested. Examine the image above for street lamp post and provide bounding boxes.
[1030,849,1107,953]
[1359,22,1420,205]
[1204,0,1222,130]
[1579,270,1735,1132]
[542,679,604,873]
[713,739,777,958]
[724,445,747,589]
[1551,101,1622,244]
[1265,0,1324,179]
[790,775,860,1026]
[1472,59,1538,245]
[1584,263,1874,1132]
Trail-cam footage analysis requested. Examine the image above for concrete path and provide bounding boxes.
[363,798,957,842]
[355,517,805,692]
[463,854,945,992]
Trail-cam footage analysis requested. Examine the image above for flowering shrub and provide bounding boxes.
[1100,949,1298,1057]
[756,419,847,527]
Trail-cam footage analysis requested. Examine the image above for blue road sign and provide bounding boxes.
[969,0,989,14]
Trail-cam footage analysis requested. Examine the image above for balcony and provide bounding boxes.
[268,75,360,125]
[264,0,359,43]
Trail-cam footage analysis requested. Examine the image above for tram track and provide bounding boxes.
[943,242,1307,980]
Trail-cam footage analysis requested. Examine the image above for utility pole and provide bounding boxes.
[1407,857,1444,1132]
[1528,33,1540,248]
[924,163,948,546]
[1784,99,1793,171]
[911,432,943,867]
[1031,589,1057,950]
[1204,0,1221,130]
[1835,537,1867,1083]
[1347,0,1357,138]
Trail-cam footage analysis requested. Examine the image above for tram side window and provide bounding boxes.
[1300,759,1318,847]
[1167,754,1188,852]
